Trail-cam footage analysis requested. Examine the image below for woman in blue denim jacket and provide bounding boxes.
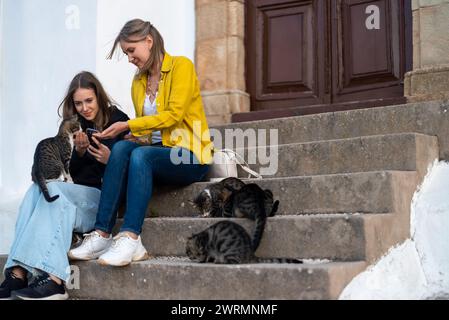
[0,71,129,300]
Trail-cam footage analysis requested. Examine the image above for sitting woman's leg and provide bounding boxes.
[1,184,46,299]
[68,140,140,261]
[97,145,209,266]
[123,146,209,235]
[1,182,100,300]
[94,140,140,234]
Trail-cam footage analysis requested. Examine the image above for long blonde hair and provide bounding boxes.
[108,19,165,77]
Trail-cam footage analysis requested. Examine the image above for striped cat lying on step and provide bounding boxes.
[190,177,279,251]
[186,220,301,264]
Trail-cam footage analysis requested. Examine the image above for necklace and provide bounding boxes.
[146,73,159,101]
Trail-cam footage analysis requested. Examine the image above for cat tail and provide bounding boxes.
[33,170,59,202]
[251,198,267,252]
[256,257,303,264]
[269,200,279,217]
[264,189,279,217]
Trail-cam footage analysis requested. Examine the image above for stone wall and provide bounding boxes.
[195,0,249,125]
[405,0,449,101]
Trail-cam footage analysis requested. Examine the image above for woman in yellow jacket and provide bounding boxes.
[69,19,213,266]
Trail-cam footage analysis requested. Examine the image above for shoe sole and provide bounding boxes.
[12,292,69,300]
[68,247,110,261]
[97,252,151,267]
[68,252,94,261]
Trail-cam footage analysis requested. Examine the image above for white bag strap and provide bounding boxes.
[218,149,263,179]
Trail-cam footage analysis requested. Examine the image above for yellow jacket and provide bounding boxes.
[127,53,213,164]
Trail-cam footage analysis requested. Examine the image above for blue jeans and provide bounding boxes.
[94,141,209,235]
[5,182,100,282]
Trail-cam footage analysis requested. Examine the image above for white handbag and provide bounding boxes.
[206,149,262,182]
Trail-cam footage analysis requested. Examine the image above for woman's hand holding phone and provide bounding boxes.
[75,129,110,164]
[87,136,111,165]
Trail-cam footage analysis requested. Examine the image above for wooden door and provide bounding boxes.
[245,0,329,111]
[331,0,411,104]
[240,0,412,122]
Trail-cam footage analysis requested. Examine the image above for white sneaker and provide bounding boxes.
[68,230,112,261]
[98,232,149,267]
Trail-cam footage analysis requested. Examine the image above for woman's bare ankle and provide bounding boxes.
[11,266,27,280]
[96,229,110,238]
[123,231,138,240]
[49,274,63,285]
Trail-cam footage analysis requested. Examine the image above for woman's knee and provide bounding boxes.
[111,140,135,153]
[110,140,137,161]
[129,147,161,168]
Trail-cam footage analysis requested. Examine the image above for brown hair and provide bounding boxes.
[107,19,165,77]
[58,71,115,130]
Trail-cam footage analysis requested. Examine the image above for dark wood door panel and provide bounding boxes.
[247,0,328,111]
[244,0,412,118]
[332,0,407,102]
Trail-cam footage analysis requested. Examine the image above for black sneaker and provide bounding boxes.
[0,267,28,300]
[11,274,68,300]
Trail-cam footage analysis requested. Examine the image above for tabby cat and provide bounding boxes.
[191,177,246,217]
[191,177,279,251]
[186,221,302,264]
[222,183,279,251]
[31,116,81,202]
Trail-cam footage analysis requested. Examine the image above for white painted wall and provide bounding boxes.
[340,161,449,299]
[0,0,97,198]
[0,0,97,253]
[0,0,195,254]
[95,0,195,117]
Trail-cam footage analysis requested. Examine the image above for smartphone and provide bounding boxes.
[86,128,99,147]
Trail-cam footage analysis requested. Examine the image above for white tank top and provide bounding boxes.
[143,94,162,144]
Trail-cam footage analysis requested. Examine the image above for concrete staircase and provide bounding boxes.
[1,100,447,299]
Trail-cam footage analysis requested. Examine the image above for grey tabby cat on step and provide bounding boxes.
[31,116,81,202]
[222,183,279,251]
[191,177,279,251]
[186,220,302,264]
[190,177,245,218]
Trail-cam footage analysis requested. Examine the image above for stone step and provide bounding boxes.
[148,171,415,217]
[68,257,367,299]
[235,133,437,178]
[135,215,392,261]
[211,101,449,158]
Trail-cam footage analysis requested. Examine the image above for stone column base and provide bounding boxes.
[202,90,250,125]
[405,64,449,102]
